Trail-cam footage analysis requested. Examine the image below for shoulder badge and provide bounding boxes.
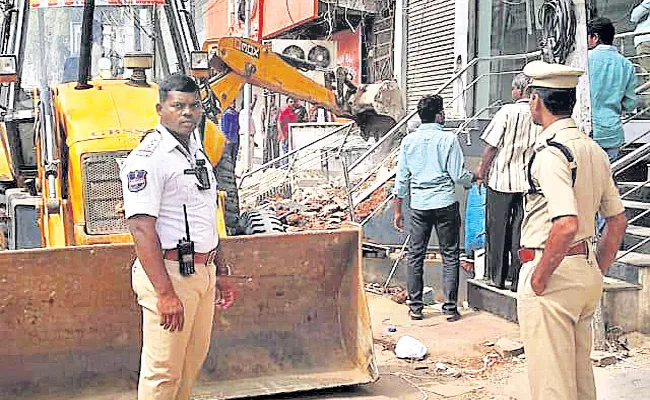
[135,130,161,157]
[127,170,148,192]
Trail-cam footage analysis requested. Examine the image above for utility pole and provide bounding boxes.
[243,0,252,171]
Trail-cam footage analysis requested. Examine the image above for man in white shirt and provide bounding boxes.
[120,74,235,399]
[475,73,542,291]
[632,1,650,85]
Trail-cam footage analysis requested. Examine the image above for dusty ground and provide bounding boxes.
[15,294,650,400]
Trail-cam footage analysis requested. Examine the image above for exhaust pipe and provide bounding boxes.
[75,0,94,90]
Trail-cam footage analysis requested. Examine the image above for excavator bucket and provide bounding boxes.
[349,80,405,141]
[0,226,378,399]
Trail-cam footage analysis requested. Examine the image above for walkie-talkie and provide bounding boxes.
[178,205,195,276]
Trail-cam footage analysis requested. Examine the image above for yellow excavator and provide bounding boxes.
[0,0,402,398]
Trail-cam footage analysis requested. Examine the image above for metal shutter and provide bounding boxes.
[406,0,455,110]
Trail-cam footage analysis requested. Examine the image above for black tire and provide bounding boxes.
[238,210,286,235]
[214,153,240,235]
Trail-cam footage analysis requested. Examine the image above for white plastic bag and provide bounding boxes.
[395,335,428,360]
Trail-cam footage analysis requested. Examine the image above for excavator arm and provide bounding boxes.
[202,37,345,117]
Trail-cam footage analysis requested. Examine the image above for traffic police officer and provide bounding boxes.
[120,74,235,399]
[518,61,627,400]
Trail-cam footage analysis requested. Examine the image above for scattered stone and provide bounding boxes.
[331,211,347,218]
[495,337,525,358]
[435,362,449,371]
[328,217,342,224]
[285,214,302,226]
[395,336,428,360]
[390,289,408,304]
[322,204,340,215]
[591,351,617,367]
[483,341,495,347]
[304,203,322,212]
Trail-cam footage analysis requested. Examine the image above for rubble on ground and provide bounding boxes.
[258,178,394,230]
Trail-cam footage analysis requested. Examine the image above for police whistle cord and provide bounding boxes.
[538,0,576,64]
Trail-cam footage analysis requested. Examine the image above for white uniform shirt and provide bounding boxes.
[120,124,218,253]
[480,99,542,193]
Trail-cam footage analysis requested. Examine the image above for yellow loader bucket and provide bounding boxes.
[0,226,377,399]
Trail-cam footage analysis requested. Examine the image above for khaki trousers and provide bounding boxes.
[517,251,603,400]
[636,42,650,79]
[132,258,216,400]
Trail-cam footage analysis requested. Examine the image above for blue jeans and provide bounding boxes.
[604,147,619,163]
[279,140,289,168]
[407,202,461,313]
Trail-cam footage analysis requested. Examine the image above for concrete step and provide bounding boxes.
[607,250,650,286]
[467,276,640,328]
[622,225,650,253]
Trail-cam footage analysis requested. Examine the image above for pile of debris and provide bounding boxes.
[260,178,395,230]
[268,185,352,231]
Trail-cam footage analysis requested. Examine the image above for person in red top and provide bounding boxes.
[277,97,299,167]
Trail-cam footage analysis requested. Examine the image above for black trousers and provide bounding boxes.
[485,187,524,290]
[224,141,239,165]
[407,202,460,313]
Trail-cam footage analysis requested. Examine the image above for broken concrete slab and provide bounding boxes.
[495,337,525,358]
[591,351,617,367]
[322,203,340,214]
[285,214,302,226]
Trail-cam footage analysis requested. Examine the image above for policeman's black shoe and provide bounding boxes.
[409,309,424,320]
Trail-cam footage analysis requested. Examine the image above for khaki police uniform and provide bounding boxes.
[120,124,218,400]
[517,62,624,400]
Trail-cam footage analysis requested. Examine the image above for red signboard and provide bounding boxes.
[332,29,362,86]
[30,0,164,7]
[204,0,318,40]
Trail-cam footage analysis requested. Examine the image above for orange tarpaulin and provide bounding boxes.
[30,0,164,7]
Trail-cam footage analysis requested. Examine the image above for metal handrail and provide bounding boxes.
[348,50,543,173]
[612,141,650,177]
[238,122,354,188]
[445,70,525,111]
[614,30,650,40]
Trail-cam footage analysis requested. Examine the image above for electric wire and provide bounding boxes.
[537,0,576,64]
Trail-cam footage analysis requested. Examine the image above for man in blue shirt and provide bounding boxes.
[220,102,240,164]
[392,94,475,321]
[588,17,637,162]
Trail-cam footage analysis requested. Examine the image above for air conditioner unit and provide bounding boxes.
[266,39,337,85]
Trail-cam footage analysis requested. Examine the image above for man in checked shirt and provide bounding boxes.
[475,73,543,292]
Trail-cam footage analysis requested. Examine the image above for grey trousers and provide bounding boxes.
[407,202,460,313]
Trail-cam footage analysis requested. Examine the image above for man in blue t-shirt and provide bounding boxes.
[588,17,637,162]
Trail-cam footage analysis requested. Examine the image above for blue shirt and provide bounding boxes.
[588,45,637,149]
[392,123,473,210]
[220,108,239,143]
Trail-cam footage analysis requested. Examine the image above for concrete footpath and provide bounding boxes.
[19,293,650,400]
[283,294,650,400]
